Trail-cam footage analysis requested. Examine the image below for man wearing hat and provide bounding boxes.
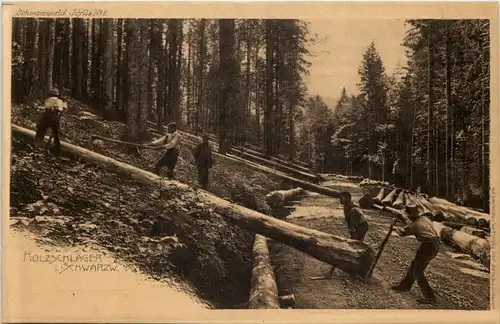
[35,88,67,156]
[148,122,182,179]
[311,191,369,280]
[392,203,440,305]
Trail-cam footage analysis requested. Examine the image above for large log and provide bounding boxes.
[411,194,445,221]
[229,147,320,183]
[374,203,490,268]
[381,188,399,207]
[373,188,386,205]
[433,222,490,268]
[428,197,490,222]
[265,188,306,210]
[460,226,487,239]
[393,190,406,209]
[13,124,375,277]
[248,235,280,309]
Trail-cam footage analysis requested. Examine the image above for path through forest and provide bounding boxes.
[268,176,490,310]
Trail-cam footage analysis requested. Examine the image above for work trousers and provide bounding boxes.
[197,166,210,189]
[351,221,369,241]
[398,241,440,300]
[154,148,179,178]
[35,110,61,156]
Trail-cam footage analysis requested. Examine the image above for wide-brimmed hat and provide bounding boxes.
[167,122,177,128]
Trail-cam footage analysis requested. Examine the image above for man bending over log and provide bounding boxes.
[147,122,182,179]
[391,204,440,305]
[311,191,369,280]
[193,134,213,189]
[35,88,67,157]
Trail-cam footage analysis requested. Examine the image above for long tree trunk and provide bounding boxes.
[102,19,115,118]
[22,19,37,102]
[426,23,435,195]
[196,19,206,131]
[147,20,156,120]
[173,20,184,126]
[138,19,149,140]
[264,20,274,157]
[116,19,124,113]
[46,19,56,92]
[445,20,452,200]
[124,19,140,141]
[186,23,192,128]
[218,19,236,154]
[249,235,280,309]
[13,124,376,277]
[38,19,48,99]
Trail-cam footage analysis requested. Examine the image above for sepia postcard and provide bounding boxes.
[1,1,499,323]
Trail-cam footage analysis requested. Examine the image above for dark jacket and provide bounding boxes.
[193,143,213,169]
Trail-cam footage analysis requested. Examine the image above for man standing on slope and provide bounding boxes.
[310,191,369,280]
[193,134,213,189]
[35,88,67,157]
[391,203,440,305]
[148,122,182,179]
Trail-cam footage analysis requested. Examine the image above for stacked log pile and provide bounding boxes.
[361,185,491,269]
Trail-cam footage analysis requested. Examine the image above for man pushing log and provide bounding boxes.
[311,191,370,280]
[146,122,182,179]
[391,203,440,305]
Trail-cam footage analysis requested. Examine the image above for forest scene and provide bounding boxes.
[7,17,491,314]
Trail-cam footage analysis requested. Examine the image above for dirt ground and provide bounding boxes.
[268,176,490,310]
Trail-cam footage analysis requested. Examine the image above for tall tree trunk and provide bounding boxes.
[91,20,99,103]
[82,20,89,97]
[22,19,37,102]
[196,19,206,131]
[186,23,192,128]
[124,19,140,141]
[218,19,237,154]
[62,19,71,90]
[426,23,435,195]
[147,20,156,120]
[445,21,453,200]
[46,19,56,92]
[102,19,115,118]
[71,19,84,99]
[38,19,48,99]
[264,20,274,157]
[153,20,165,130]
[53,19,64,90]
[138,19,149,140]
[116,19,124,114]
[173,20,183,126]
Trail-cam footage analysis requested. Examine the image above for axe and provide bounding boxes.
[366,216,398,278]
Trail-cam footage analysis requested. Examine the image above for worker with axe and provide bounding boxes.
[34,88,67,157]
[391,203,440,305]
[147,122,182,179]
[311,191,369,280]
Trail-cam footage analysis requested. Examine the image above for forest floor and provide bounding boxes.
[9,98,287,309]
[269,175,490,310]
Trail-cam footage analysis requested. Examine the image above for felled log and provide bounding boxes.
[460,226,487,239]
[373,188,386,205]
[231,148,320,183]
[265,188,306,210]
[249,235,280,309]
[13,124,375,277]
[412,194,445,221]
[432,222,490,268]
[393,190,406,209]
[381,188,399,207]
[428,197,490,224]
[442,221,464,230]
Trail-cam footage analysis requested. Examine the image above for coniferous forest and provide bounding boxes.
[11,18,490,211]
